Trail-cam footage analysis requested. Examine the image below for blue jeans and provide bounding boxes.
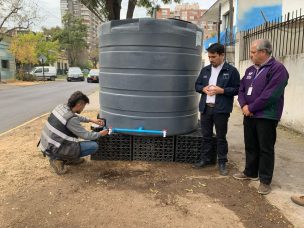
[79,141,99,157]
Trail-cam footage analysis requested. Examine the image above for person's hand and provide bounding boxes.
[211,86,224,95]
[203,85,224,96]
[242,105,253,116]
[202,85,213,96]
[99,129,109,136]
[91,119,105,126]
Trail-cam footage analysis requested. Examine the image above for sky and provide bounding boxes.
[32,0,217,30]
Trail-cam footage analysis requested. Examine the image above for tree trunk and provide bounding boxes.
[113,0,122,20]
[106,0,122,20]
[126,0,137,19]
[105,0,115,20]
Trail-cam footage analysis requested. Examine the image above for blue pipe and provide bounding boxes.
[109,127,167,137]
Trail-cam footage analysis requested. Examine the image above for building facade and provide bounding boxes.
[174,3,206,26]
[156,3,206,30]
[60,0,101,54]
[0,40,16,82]
[156,8,171,19]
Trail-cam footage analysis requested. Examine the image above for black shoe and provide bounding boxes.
[192,160,214,169]
[219,163,228,176]
[65,158,85,166]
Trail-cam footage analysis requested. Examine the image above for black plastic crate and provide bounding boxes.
[91,134,132,161]
[175,132,202,164]
[175,129,217,164]
[132,136,175,162]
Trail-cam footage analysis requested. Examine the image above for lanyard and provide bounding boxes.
[250,68,265,86]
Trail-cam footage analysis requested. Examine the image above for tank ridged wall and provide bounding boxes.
[99,18,203,136]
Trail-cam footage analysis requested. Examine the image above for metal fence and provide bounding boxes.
[241,9,304,60]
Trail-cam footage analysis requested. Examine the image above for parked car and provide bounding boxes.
[67,67,84,82]
[30,66,57,81]
[87,69,99,83]
[82,68,90,74]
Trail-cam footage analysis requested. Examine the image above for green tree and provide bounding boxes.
[55,13,88,66]
[9,33,38,66]
[9,32,59,65]
[9,32,60,80]
[36,34,60,65]
[80,0,181,21]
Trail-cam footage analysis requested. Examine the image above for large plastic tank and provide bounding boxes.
[99,18,203,136]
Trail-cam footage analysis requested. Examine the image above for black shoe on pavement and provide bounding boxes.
[219,163,228,176]
[192,160,215,169]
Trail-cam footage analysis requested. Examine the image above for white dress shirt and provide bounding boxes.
[206,62,224,104]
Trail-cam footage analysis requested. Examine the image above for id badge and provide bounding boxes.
[247,86,253,96]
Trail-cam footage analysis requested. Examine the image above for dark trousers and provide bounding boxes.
[200,106,230,164]
[243,117,278,185]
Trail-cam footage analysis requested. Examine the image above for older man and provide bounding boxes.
[233,39,289,195]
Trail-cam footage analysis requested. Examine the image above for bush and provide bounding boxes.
[16,70,37,81]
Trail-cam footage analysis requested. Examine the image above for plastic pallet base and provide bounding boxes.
[91,134,132,161]
[175,135,202,163]
[133,136,175,162]
[175,129,217,163]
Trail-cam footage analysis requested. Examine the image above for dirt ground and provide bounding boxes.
[0,111,293,228]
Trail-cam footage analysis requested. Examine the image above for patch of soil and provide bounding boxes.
[0,111,293,228]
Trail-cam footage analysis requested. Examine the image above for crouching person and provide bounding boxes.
[38,91,108,175]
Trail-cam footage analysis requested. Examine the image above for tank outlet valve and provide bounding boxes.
[108,127,113,135]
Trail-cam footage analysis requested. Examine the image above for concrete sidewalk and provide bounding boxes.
[86,91,304,227]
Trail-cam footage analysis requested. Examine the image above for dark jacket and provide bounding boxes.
[195,62,240,113]
[238,57,289,121]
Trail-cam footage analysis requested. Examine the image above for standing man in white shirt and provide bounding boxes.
[194,43,240,175]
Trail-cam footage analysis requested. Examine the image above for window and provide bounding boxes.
[1,60,9,69]
[223,11,231,29]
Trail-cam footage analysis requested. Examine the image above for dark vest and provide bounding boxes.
[39,104,80,159]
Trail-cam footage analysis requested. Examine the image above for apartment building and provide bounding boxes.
[60,0,101,52]
[174,3,206,26]
[156,8,171,19]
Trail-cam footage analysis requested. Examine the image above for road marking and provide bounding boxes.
[0,113,50,137]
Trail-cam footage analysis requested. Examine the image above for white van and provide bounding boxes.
[30,66,57,81]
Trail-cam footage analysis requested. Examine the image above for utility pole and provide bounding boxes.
[217,3,222,43]
[229,0,234,45]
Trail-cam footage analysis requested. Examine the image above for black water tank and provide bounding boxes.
[99,18,203,136]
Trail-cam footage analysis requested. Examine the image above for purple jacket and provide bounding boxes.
[238,57,289,121]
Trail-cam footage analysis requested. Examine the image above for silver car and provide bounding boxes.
[67,67,84,82]
[87,69,99,83]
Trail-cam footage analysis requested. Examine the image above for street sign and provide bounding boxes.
[38,54,47,63]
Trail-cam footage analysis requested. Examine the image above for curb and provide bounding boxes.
[0,113,50,137]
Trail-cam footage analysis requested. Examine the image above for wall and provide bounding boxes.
[282,0,304,15]
[238,55,304,134]
[0,41,16,81]
[237,0,282,31]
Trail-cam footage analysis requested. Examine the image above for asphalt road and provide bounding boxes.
[0,81,99,133]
